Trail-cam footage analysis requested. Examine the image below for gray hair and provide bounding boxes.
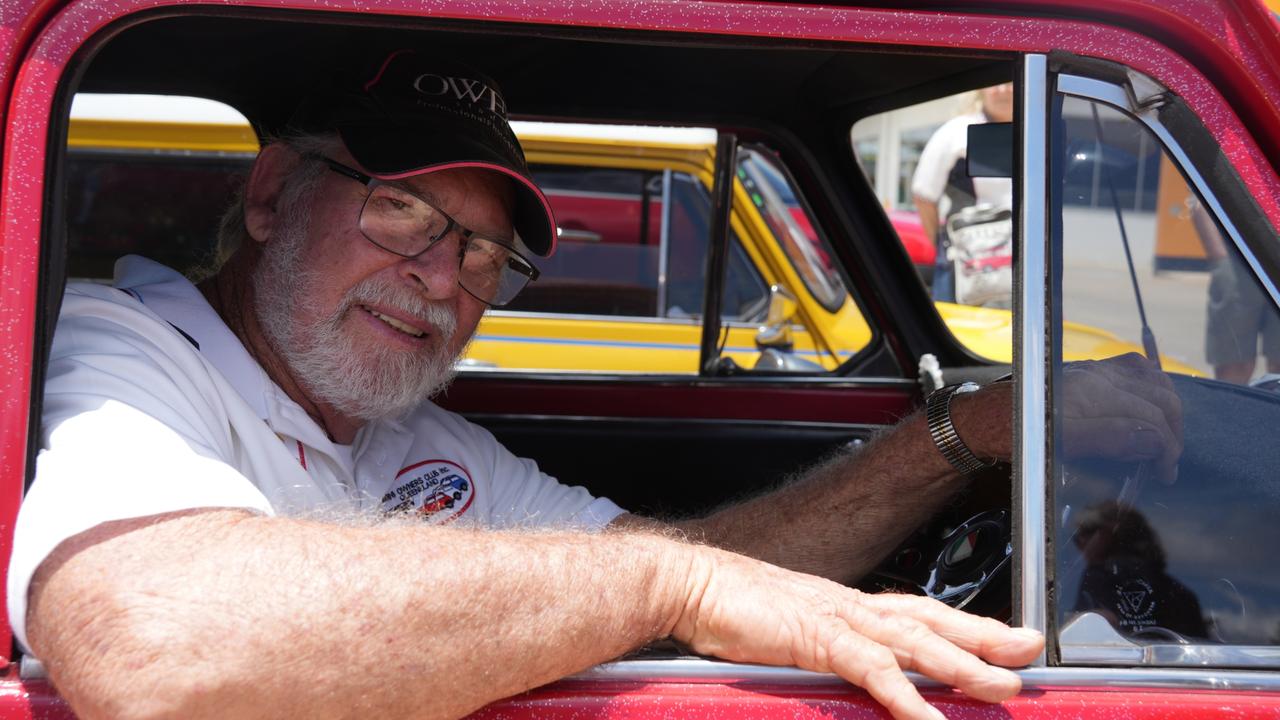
[190,132,344,281]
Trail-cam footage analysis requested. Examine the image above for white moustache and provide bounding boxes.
[342,279,458,343]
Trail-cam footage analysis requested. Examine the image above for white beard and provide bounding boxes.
[252,194,461,422]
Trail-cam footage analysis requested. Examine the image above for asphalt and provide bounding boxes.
[1059,207,1215,374]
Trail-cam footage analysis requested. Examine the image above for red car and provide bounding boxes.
[3,0,1279,718]
[419,492,457,515]
[888,209,936,270]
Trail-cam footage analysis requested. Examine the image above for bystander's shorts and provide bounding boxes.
[1205,257,1280,366]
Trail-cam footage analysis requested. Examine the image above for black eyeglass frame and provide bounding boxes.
[316,155,540,306]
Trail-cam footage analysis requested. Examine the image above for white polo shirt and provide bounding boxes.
[7,256,625,652]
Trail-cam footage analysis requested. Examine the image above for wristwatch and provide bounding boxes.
[926,382,995,476]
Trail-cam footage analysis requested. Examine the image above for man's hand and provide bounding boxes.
[950,353,1182,483]
[1059,353,1183,483]
[670,547,1044,720]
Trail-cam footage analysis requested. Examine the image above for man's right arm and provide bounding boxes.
[911,116,965,247]
[914,195,941,245]
[28,509,1040,720]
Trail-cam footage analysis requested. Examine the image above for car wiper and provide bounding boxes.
[1090,104,1162,369]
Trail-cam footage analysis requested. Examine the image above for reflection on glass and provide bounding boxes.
[1194,204,1280,385]
[1053,95,1280,653]
[1068,500,1207,641]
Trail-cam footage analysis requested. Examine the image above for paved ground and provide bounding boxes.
[1060,207,1214,374]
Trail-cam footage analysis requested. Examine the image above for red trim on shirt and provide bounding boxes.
[296,440,307,470]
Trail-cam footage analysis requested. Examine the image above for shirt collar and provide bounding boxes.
[113,254,273,419]
[110,255,411,456]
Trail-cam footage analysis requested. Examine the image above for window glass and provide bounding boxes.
[660,172,770,321]
[522,164,768,321]
[726,147,876,367]
[737,148,847,312]
[515,166,661,316]
[66,152,250,279]
[1052,95,1280,652]
[851,86,1015,362]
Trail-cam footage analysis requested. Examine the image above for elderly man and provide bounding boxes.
[10,51,1181,720]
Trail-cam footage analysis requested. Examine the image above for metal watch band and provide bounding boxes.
[926,382,994,476]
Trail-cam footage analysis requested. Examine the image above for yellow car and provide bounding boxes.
[65,95,1195,375]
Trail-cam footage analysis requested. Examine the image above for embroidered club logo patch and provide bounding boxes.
[381,459,474,523]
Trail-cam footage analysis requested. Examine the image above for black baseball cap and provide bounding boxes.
[288,50,556,257]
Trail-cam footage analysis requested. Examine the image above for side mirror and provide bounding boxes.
[754,284,798,350]
[967,122,1013,178]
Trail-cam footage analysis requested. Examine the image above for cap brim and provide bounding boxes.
[338,123,556,257]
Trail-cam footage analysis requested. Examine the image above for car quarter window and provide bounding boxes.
[1050,78,1280,665]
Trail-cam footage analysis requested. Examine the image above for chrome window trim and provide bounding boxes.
[1052,72,1280,669]
[484,310,794,328]
[1062,643,1280,667]
[1059,612,1280,667]
[463,414,884,434]
[1056,73,1280,311]
[574,657,1280,692]
[451,367,918,387]
[1017,53,1050,664]
[23,651,1280,690]
[657,167,674,314]
[66,147,258,161]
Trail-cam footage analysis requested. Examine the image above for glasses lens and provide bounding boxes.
[359,183,450,256]
[459,235,536,306]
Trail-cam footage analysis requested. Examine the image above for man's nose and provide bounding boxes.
[399,235,463,300]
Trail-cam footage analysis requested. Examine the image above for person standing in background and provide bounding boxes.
[911,83,1013,303]
[1192,199,1280,384]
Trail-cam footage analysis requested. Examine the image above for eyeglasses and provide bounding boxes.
[318,156,539,307]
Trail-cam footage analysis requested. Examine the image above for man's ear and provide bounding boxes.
[243,143,304,245]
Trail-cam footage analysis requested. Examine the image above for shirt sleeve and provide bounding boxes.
[7,291,274,653]
[910,115,970,202]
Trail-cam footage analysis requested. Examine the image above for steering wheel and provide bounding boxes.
[861,481,1013,621]
[920,509,1011,613]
